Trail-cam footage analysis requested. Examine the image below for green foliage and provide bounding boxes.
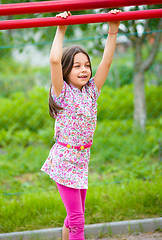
[0,83,161,149]
[0,88,48,129]
[144,57,162,86]
[90,117,162,178]
[0,57,50,97]
[108,61,134,87]
[0,33,11,57]
[97,84,162,121]
[91,47,134,88]
[146,85,162,118]
[0,86,55,150]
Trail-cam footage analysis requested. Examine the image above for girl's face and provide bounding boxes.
[68,52,91,90]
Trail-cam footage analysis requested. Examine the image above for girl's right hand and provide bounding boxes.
[56,11,71,31]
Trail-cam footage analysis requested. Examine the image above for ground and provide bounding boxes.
[88,232,162,240]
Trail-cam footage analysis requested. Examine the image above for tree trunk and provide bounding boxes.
[133,71,146,132]
[118,18,162,132]
[133,40,146,132]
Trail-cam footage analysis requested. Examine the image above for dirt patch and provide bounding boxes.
[90,232,162,240]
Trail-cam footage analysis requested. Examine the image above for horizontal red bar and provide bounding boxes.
[0,0,162,16]
[0,9,162,30]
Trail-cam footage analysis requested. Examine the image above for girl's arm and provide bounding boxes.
[50,11,70,97]
[94,9,121,91]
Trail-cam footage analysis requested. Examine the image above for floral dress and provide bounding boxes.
[41,78,100,189]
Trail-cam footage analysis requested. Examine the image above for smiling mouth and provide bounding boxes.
[78,76,87,79]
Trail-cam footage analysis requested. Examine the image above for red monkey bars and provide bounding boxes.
[0,0,161,16]
[0,0,161,30]
[0,9,162,30]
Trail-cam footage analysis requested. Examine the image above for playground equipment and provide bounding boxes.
[0,0,161,30]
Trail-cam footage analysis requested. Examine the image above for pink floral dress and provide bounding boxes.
[41,78,100,189]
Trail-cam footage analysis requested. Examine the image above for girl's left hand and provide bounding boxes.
[108,9,122,33]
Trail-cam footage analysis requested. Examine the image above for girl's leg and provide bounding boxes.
[56,182,86,240]
[63,188,87,240]
[64,188,87,228]
[62,224,69,240]
[80,189,87,213]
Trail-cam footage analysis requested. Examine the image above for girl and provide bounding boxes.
[41,9,121,240]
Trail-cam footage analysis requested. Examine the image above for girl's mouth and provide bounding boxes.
[79,75,87,79]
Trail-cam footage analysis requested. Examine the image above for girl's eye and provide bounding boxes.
[86,65,90,68]
[74,65,80,68]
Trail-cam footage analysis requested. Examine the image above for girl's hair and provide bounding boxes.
[49,45,92,118]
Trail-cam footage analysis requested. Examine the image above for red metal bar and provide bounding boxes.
[0,9,161,30]
[0,0,162,16]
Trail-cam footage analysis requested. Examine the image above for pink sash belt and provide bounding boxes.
[56,140,92,150]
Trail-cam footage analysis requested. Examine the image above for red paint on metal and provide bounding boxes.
[0,9,161,30]
[0,0,161,16]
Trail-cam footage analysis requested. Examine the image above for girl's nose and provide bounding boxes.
[81,65,86,71]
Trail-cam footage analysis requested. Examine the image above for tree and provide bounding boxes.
[121,6,162,132]
[92,5,162,132]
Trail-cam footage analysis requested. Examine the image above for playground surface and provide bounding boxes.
[89,232,162,240]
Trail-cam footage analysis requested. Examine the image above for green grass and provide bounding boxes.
[0,178,162,233]
[0,116,162,234]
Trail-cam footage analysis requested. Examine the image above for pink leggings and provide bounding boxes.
[56,182,87,240]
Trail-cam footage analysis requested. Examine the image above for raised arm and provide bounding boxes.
[50,11,70,97]
[94,9,121,91]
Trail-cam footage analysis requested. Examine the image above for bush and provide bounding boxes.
[97,84,162,121]
[0,84,161,148]
[146,85,162,118]
[0,58,50,97]
[0,87,54,147]
[107,61,134,87]
[0,88,51,131]
[91,118,162,171]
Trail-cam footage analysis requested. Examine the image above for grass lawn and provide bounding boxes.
[0,177,162,233]
[0,117,162,233]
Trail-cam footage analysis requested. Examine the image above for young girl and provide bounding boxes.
[41,9,121,240]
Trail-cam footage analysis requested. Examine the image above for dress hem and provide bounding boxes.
[40,169,88,190]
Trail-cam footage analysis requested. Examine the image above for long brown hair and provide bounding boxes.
[49,45,92,118]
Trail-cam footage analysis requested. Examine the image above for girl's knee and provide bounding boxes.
[65,212,85,229]
[64,215,69,228]
[68,213,85,239]
[69,212,85,226]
